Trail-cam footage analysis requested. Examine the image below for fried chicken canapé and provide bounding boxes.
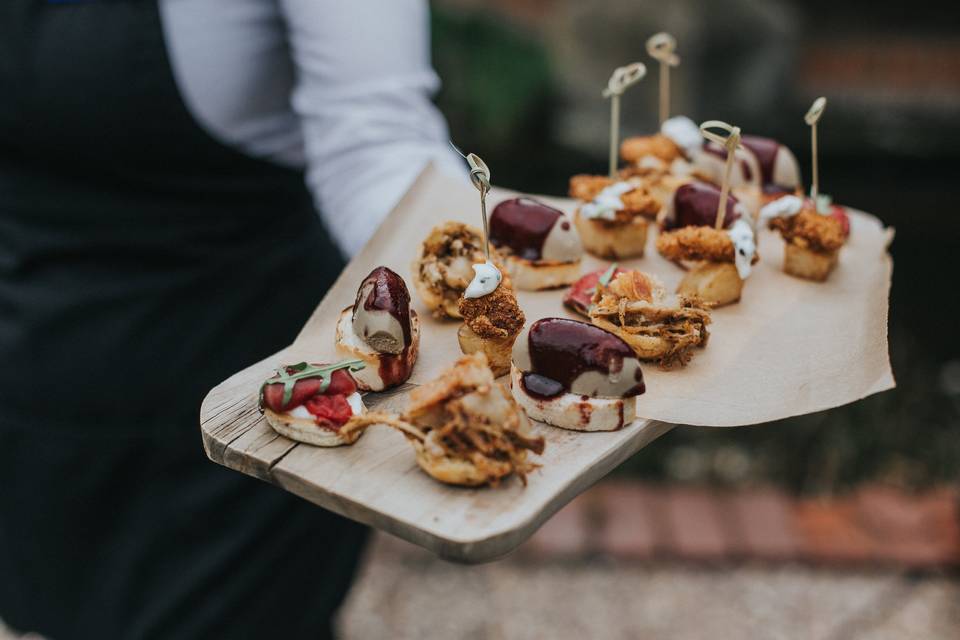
[568,175,661,259]
[457,276,525,377]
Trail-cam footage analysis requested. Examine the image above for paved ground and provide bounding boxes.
[337,534,960,640]
[2,534,956,639]
[3,482,957,638]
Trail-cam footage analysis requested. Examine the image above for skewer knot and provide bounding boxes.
[602,62,646,98]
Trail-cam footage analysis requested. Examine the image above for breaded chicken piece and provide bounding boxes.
[769,209,846,253]
[620,134,683,164]
[656,226,739,263]
[458,282,525,340]
[568,175,661,222]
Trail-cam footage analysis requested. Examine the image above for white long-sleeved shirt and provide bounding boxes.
[159,0,465,257]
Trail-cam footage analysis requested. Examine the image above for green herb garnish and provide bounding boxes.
[597,262,619,288]
[260,359,365,409]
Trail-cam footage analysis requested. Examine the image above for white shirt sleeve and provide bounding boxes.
[278,0,466,257]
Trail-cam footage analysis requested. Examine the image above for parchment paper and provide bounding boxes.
[296,164,895,427]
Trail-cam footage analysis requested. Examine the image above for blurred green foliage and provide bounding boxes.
[431,7,594,194]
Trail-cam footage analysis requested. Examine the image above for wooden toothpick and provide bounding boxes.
[699,120,742,229]
[804,97,827,202]
[646,32,680,125]
[603,62,646,178]
[450,142,492,260]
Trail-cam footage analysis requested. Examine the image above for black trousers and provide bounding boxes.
[0,422,368,640]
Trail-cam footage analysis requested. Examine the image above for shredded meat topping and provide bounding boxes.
[589,272,712,369]
[458,282,525,340]
[340,353,544,486]
[408,353,544,485]
[769,209,846,253]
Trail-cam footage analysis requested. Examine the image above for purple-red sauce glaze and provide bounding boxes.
[665,182,740,230]
[490,197,565,261]
[520,318,645,400]
[703,135,783,189]
[354,266,411,346]
[353,266,416,386]
[740,135,779,187]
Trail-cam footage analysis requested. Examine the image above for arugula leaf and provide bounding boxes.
[597,262,619,287]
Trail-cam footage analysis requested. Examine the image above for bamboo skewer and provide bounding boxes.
[699,120,743,229]
[450,143,492,259]
[804,97,827,203]
[646,32,680,125]
[602,63,646,178]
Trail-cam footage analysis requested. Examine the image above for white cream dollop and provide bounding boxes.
[580,181,634,220]
[727,219,757,280]
[464,260,502,299]
[759,194,803,224]
[660,115,702,155]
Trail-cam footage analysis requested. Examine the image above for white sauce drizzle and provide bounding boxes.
[464,260,502,299]
[727,219,757,280]
[759,194,803,225]
[660,115,702,155]
[580,181,634,220]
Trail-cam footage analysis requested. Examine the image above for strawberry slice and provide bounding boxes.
[260,367,358,412]
[829,205,850,237]
[304,394,354,429]
[563,266,627,317]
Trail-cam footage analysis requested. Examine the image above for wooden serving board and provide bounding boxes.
[198,166,678,563]
[200,162,893,562]
[201,363,671,562]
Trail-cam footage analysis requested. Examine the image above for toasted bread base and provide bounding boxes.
[677,261,743,307]
[574,210,649,259]
[503,254,581,291]
[458,324,515,377]
[413,446,513,487]
[509,365,636,432]
[263,399,366,447]
[335,307,420,391]
[783,243,838,282]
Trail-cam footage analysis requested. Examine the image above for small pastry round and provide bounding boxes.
[569,175,660,259]
[511,318,645,432]
[259,362,367,447]
[335,266,420,391]
[760,195,846,282]
[489,197,583,290]
[412,222,487,319]
[676,261,744,306]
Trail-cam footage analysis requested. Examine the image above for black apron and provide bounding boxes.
[0,2,368,638]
